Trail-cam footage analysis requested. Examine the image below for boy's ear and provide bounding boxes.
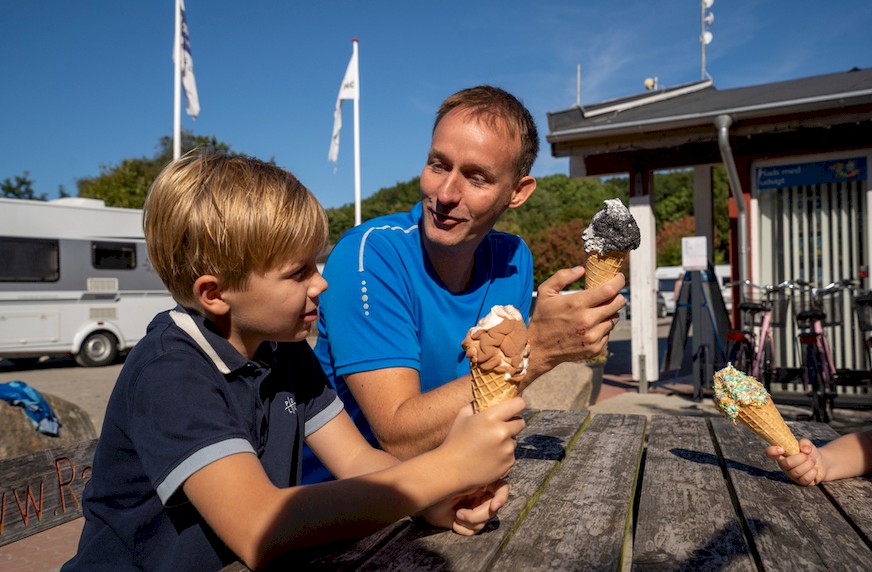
[193,275,230,316]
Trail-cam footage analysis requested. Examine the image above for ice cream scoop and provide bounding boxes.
[582,198,640,289]
[462,305,530,412]
[713,363,800,456]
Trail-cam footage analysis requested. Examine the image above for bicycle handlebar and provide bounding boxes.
[777,278,865,293]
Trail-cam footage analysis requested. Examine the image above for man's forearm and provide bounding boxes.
[373,377,473,460]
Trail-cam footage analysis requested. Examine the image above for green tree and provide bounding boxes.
[2,172,47,200]
[77,132,233,208]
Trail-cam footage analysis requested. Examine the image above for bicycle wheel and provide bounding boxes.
[759,337,775,389]
[804,344,830,423]
[727,339,753,374]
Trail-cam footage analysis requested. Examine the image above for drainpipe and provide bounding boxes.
[714,114,748,296]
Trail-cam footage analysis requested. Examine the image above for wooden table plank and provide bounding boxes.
[489,413,646,571]
[633,416,756,571]
[800,422,872,547]
[343,409,591,571]
[712,418,872,570]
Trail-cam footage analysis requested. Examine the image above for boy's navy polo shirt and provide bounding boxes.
[63,306,343,572]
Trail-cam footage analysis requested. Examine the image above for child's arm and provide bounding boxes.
[183,397,525,569]
[305,409,400,478]
[766,430,872,485]
[307,408,509,534]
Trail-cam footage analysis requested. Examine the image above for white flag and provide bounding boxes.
[328,47,359,163]
[179,0,200,119]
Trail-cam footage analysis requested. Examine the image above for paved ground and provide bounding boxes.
[2,315,870,570]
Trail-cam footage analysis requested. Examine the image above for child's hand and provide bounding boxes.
[766,438,826,485]
[439,396,526,491]
[419,480,510,535]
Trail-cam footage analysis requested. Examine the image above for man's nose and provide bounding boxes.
[436,172,462,205]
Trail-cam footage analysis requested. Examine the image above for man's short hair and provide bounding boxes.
[143,151,328,307]
[434,85,539,182]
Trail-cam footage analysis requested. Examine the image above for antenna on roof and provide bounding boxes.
[700,0,714,81]
[576,64,582,108]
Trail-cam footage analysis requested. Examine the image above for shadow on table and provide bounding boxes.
[682,519,765,571]
[669,447,791,482]
[515,434,565,462]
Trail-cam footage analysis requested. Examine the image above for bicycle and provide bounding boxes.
[790,279,848,423]
[726,280,792,388]
[853,288,872,371]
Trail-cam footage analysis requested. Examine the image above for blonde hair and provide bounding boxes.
[143,151,328,307]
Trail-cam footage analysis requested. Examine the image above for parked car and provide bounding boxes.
[619,286,667,320]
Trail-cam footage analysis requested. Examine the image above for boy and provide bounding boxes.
[63,152,525,571]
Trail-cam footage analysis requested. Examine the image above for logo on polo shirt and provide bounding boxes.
[284,397,297,414]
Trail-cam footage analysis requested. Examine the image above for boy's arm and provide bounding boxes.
[305,409,398,478]
[184,398,525,569]
[308,410,511,534]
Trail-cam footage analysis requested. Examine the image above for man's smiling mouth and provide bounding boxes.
[429,207,463,227]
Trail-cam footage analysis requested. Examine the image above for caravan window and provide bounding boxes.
[0,237,60,282]
[658,278,677,293]
[92,241,136,270]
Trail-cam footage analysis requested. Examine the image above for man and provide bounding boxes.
[305,86,624,481]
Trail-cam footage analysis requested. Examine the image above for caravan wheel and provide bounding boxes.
[75,331,119,367]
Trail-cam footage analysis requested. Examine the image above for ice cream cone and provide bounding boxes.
[463,305,530,412]
[713,364,800,456]
[584,251,626,290]
[470,365,520,413]
[736,398,800,456]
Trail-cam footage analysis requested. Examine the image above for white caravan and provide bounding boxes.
[0,197,174,367]
[656,264,733,314]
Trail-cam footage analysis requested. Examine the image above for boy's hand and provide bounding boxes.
[439,397,525,491]
[766,438,825,485]
[418,480,509,535]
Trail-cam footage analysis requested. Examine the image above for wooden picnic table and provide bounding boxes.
[222,409,872,571]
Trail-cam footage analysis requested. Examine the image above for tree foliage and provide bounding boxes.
[1,171,69,201]
[77,132,233,209]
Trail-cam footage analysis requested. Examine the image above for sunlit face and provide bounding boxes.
[221,255,327,356]
[419,109,524,257]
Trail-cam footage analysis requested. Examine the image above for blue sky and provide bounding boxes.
[2,1,870,210]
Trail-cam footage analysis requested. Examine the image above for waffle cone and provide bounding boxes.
[470,365,520,413]
[736,398,800,456]
[584,251,626,290]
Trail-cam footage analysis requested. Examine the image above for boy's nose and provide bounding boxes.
[311,272,328,295]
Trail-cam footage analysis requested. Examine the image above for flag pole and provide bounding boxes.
[351,39,361,226]
[173,0,182,160]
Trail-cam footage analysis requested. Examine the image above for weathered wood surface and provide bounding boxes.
[807,423,872,547]
[224,412,872,572]
[241,409,591,572]
[490,413,646,571]
[712,418,872,570]
[633,416,756,571]
[328,409,590,571]
[0,439,96,546]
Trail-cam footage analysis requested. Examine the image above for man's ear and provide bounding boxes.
[508,175,537,210]
[193,275,230,316]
